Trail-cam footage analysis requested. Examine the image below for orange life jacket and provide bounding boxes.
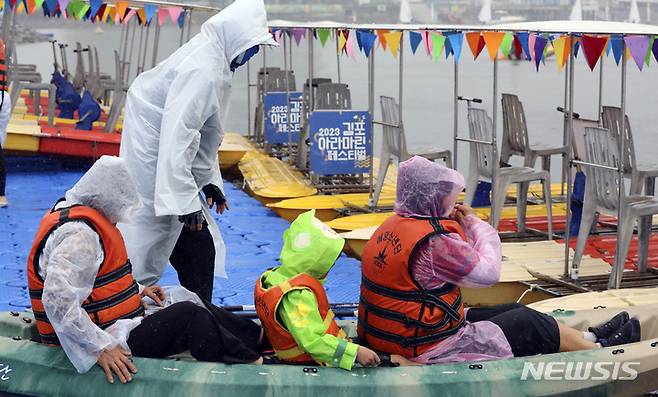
[358,215,466,357]
[254,271,346,364]
[27,203,144,345]
[0,39,7,92]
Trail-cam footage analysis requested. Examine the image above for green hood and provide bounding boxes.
[264,210,345,286]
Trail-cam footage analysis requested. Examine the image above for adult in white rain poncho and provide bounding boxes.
[119,0,277,300]
[27,156,268,384]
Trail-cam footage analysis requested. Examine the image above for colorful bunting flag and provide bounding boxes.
[136,7,146,25]
[384,31,402,58]
[446,32,463,63]
[431,32,445,61]
[581,35,608,71]
[292,28,306,46]
[527,34,536,61]
[482,31,505,60]
[168,6,182,24]
[377,29,389,50]
[114,0,127,21]
[444,34,453,59]
[421,31,432,57]
[355,30,364,51]
[574,38,581,58]
[409,31,422,54]
[338,30,347,53]
[345,30,357,60]
[625,35,651,70]
[88,0,101,19]
[645,36,654,66]
[500,32,513,58]
[533,34,548,71]
[359,31,376,57]
[8,0,17,11]
[94,3,106,21]
[610,35,624,65]
[157,7,168,26]
[465,32,484,60]
[177,11,185,28]
[57,0,69,13]
[515,32,531,60]
[144,3,156,24]
[653,37,658,63]
[317,28,330,47]
[273,29,282,44]
[552,35,568,71]
[122,8,134,23]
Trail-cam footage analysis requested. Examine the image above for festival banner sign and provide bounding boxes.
[263,92,303,145]
[309,111,372,175]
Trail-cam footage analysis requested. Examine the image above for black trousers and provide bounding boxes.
[466,303,561,357]
[169,224,215,301]
[127,301,262,364]
[0,142,5,196]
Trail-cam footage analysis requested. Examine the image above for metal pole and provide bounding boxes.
[565,35,576,279]
[561,56,569,196]
[284,32,292,158]
[610,39,627,290]
[336,32,342,84]
[247,60,252,138]
[178,10,186,47]
[151,22,161,68]
[186,10,193,43]
[126,18,137,82]
[121,18,131,64]
[453,60,459,170]
[398,32,404,131]
[135,25,144,79]
[261,45,268,143]
[118,23,126,63]
[598,53,604,124]
[368,45,376,206]
[489,57,499,227]
[140,23,151,75]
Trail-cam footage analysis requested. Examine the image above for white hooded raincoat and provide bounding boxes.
[118,0,275,284]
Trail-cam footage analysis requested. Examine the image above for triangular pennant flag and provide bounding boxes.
[431,32,445,62]
[101,4,113,23]
[356,30,364,51]
[57,0,68,13]
[552,35,567,71]
[500,32,513,57]
[444,34,453,59]
[446,32,464,63]
[409,31,422,54]
[88,0,101,18]
[377,29,389,50]
[115,0,127,21]
[8,0,17,11]
[317,28,330,47]
[16,0,23,13]
[178,11,185,28]
[645,36,654,66]
[421,31,432,56]
[653,36,658,63]
[274,29,282,44]
[338,30,347,53]
[528,34,536,61]
[581,35,608,71]
[144,3,156,23]
[136,7,146,25]
[610,35,624,65]
[157,7,168,26]
[123,8,136,23]
[94,2,106,21]
[168,6,183,24]
[384,31,402,58]
[625,35,651,71]
[465,32,484,60]
[515,32,531,60]
[482,31,505,60]
[574,38,581,58]
[345,30,357,61]
[292,28,306,46]
[361,31,377,57]
[533,34,548,71]
[26,0,35,14]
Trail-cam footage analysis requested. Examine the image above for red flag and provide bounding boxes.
[581,35,608,71]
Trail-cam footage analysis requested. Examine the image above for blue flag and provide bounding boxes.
[446,32,463,63]
[515,32,531,60]
[610,35,624,65]
[361,31,377,58]
[409,31,422,54]
[144,3,157,24]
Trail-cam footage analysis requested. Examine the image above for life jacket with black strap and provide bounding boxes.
[0,38,7,93]
[27,203,144,345]
[254,271,347,364]
[358,215,467,357]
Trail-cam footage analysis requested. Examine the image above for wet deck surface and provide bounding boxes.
[0,157,362,311]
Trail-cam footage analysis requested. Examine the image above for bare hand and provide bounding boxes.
[141,285,165,307]
[97,346,138,384]
[356,345,381,367]
[451,203,476,223]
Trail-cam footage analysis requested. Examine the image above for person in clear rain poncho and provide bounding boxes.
[358,156,641,364]
[118,0,277,301]
[27,156,269,384]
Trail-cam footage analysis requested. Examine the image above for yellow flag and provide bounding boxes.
[553,36,567,71]
[338,31,347,53]
[384,31,403,58]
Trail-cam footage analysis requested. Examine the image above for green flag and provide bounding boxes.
[317,28,330,48]
[431,32,445,62]
[500,33,513,57]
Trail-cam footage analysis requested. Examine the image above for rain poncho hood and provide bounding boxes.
[65,156,140,224]
[269,210,345,283]
[394,156,465,218]
[118,0,275,284]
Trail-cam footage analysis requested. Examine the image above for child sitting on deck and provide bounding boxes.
[358,156,641,364]
[255,210,410,369]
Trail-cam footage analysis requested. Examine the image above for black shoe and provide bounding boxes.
[589,311,630,339]
[598,318,641,347]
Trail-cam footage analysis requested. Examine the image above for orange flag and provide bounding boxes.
[465,32,485,60]
[377,29,390,51]
[482,31,505,60]
[115,0,128,21]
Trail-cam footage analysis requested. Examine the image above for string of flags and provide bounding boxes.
[270,26,658,72]
[1,0,188,28]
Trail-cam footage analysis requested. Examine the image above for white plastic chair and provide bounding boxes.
[372,96,452,206]
[572,127,658,287]
[465,107,553,237]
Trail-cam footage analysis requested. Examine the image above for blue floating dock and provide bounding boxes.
[0,156,362,311]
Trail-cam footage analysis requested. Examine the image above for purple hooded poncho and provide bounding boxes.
[395,156,512,364]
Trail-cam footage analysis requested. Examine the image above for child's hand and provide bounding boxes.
[356,346,381,367]
[452,204,476,223]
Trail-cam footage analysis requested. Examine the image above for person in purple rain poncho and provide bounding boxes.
[358,156,641,364]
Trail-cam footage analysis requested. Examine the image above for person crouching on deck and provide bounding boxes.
[358,156,641,364]
[27,156,268,384]
[255,210,411,369]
